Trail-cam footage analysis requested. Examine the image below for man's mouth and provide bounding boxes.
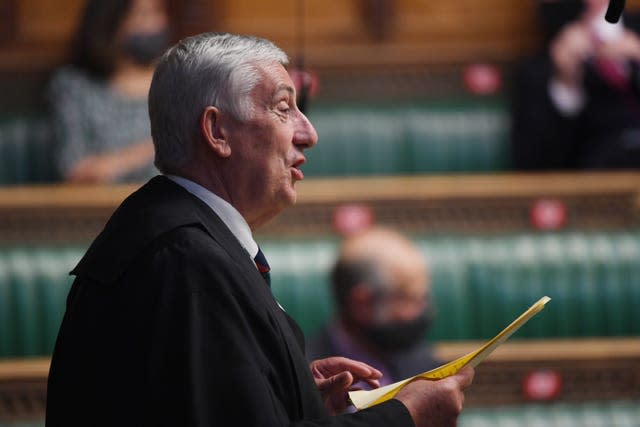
[291,158,306,180]
[291,165,304,181]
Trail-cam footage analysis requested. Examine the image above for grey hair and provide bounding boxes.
[148,32,289,174]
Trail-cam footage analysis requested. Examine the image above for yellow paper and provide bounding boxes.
[349,296,551,410]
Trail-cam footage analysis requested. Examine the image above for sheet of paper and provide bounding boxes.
[349,296,551,410]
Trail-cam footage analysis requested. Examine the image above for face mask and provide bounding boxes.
[121,29,170,65]
[361,310,433,353]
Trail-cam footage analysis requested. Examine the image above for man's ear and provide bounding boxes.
[200,106,231,158]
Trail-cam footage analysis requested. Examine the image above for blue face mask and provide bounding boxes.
[122,29,170,65]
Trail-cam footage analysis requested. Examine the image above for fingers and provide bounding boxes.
[315,371,354,416]
[330,357,383,379]
[311,357,383,381]
[317,371,352,393]
[361,377,381,389]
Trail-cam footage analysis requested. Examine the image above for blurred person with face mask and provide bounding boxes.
[47,0,172,183]
[511,0,640,169]
[306,227,441,388]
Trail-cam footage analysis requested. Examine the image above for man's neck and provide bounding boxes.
[170,165,279,232]
[165,174,259,259]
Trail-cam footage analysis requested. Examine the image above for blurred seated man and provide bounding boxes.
[307,227,441,387]
[511,0,640,169]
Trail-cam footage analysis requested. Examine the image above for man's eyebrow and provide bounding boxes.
[273,83,295,97]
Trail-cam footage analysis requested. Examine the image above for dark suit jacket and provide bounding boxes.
[46,176,413,427]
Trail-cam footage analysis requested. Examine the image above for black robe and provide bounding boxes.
[46,176,413,427]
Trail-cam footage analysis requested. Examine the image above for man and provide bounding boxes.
[307,227,441,387]
[46,33,473,426]
[511,0,640,169]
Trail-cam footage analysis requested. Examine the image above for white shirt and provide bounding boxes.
[166,175,259,264]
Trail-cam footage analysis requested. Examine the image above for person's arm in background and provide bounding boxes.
[64,138,154,183]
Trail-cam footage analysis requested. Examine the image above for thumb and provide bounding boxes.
[452,366,475,390]
[318,371,353,393]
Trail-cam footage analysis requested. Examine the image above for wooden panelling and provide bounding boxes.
[166,0,220,38]
[5,0,640,98]
[0,0,82,71]
[1,338,638,422]
[7,0,640,73]
[16,0,84,42]
[0,172,638,243]
[0,0,538,72]
[435,338,640,406]
[0,0,17,44]
[217,0,540,67]
[0,0,215,71]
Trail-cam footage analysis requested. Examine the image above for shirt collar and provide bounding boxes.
[166,175,259,260]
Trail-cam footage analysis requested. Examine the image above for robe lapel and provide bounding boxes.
[190,190,323,419]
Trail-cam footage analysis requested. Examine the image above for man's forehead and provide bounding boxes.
[253,62,296,97]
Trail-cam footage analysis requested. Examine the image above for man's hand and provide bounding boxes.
[394,367,475,427]
[310,357,382,415]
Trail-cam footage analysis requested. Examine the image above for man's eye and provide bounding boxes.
[278,102,291,114]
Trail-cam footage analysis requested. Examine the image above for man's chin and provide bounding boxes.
[283,181,299,204]
[284,188,298,206]
[269,188,297,218]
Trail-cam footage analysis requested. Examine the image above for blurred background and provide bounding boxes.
[0,0,639,425]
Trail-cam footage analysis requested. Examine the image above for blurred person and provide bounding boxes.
[47,0,171,183]
[307,227,441,388]
[45,32,473,427]
[511,0,640,169]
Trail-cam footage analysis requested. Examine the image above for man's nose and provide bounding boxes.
[293,111,318,149]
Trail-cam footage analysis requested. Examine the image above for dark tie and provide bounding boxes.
[254,247,271,287]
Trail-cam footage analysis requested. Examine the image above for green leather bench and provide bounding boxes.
[0,116,54,184]
[0,104,509,185]
[1,231,639,357]
[267,231,640,340]
[305,103,509,176]
[0,247,79,357]
[457,400,640,427]
[471,232,640,338]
